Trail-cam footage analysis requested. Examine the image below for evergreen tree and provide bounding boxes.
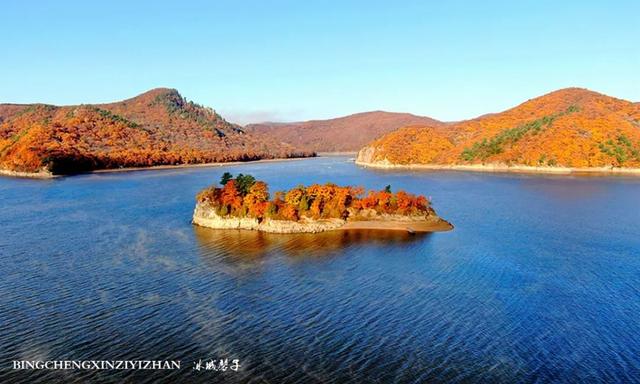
[220,172,233,185]
[235,174,256,195]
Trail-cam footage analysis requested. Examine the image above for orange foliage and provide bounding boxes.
[243,181,270,218]
[220,180,243,213]
[0,89,314,174]
[197,173,433,221]
[362,88,640,168]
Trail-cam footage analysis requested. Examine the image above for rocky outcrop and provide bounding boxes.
[355,146,376,164]
[192,203,346,233]
[0,168,55,179]
[192,202,453,234]
[356,146,397,167]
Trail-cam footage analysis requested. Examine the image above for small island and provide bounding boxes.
[192,173,453,234]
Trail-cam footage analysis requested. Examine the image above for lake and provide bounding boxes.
[1,156,639,383]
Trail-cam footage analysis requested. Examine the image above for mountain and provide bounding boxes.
[357,88,640,169]
[245,111,442,153]
[0,88,312,175]
[0,104,29,122]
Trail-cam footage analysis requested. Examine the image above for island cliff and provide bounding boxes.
[192,173,452,234]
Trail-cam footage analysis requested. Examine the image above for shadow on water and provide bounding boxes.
[193,225,431,263]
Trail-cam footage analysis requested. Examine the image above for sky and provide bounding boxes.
[1,1,638,124]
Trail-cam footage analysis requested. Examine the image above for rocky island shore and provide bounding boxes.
[192,173,452,234]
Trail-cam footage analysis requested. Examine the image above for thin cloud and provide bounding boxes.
[220,109,307,126]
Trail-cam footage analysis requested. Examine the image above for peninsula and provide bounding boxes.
[356,88,640,175]
[192,173,452,234]
[0,88,313,177]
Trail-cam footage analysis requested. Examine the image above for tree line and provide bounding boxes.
[196,173,432,222]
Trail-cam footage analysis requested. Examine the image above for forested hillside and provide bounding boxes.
[245,111,442,152]
[358,88,640,169]
[0,88,312,175]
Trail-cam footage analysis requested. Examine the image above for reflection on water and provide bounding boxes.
[0,156,639,383]
[194,225,428,262]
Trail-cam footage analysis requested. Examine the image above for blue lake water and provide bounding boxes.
[0,156,639,383]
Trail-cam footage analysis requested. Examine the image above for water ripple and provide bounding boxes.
[1,157,639,383]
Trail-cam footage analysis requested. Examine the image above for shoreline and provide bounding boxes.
[0,169,57,179]
[193,203,453,234]
[91,156,311,174]
[193,217,453,234]
[355,160,640,176]
[0,156,313,179]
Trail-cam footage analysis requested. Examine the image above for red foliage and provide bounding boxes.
[197,174,432,221]
[0,89,314,174]
[246,112,442,153]
[220,180,242,213]
[363,88,640,168]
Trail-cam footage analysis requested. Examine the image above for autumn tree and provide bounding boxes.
[219,179,242,215]
[195,174,433,221]
[243,181,270,219]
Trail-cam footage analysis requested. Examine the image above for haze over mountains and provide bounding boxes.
[0,88,311,175]
[245,111,442,152]
[357,88,640,169]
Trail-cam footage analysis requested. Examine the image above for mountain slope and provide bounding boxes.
[245,111,442,152]
[0,88,311,175]
[0,104,29,123]
[358,88,640,169]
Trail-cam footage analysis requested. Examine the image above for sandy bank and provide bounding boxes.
[0,169,56,179]
[0,156,312,179]
[355,159,640,176]
[192,203,453,234]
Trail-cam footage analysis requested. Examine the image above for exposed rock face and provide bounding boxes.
[0,168,55,179]
[355,146,396,167]
[356,146,375,164]
[192,202,453,234]
[192,203,346,233]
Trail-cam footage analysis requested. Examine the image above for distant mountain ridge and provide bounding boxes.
[357,88,640,170]
[4,87,639,176]
[245,111,442,152]
[0,88,311,175]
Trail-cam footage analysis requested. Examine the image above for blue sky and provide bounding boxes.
[1,1,638,124]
